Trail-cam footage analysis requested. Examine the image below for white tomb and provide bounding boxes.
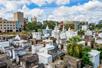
[13,35,27,47]
[51,26,60,39]
[0,41,10,52]
[45,44,55,51]
[60,27,66,40]
[37,40,54,64]
[32,45,43,54]
[95,39,102,44]
[89,50,100,68]
[85,30,92,36]
[43,25,51,38]
[65,28,77,40]
[98,33,102,38]
[32,32,42,40]
[38,53,52,64]
[0,41,10,48]
[38,47,53,64]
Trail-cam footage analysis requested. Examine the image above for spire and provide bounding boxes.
[46,25,49,30]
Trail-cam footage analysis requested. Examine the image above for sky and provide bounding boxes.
[0,0,102,23]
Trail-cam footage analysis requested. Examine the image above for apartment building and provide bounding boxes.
[0,18,16,32]
[0,12,26,32]
[13,12,24,30]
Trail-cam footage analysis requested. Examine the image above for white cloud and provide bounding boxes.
[31,0,46,6]
[30,0,70,6]
[20,5,44,18]
[56,0,70,5]
[47,1,102,23]
[46,0,70,5]
[0,0,102,23]
[0,0,44,20]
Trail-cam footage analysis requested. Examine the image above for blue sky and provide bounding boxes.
[0,0,102,23]
[27,0,90,9]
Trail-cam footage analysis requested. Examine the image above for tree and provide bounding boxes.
[67,42,82,58]
[78,30,85,37]
[82,47,92,65]
[96,23,102,30]
[64,23,74,30]
[42,20,58,29]
[24,21,42,31]
[68,36,82,43]
[67,36,92,66]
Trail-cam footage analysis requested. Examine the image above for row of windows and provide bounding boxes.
[0,25,15,26]
[0,27,16,29]
[4,21,15,23]
[0,21,15,23]
[1,27,22,29]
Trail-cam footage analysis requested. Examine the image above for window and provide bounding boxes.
[7,27,9,29]
[4,27,6,29]
[10,27,12,29]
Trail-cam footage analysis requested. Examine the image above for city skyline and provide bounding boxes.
[0,0,102,23]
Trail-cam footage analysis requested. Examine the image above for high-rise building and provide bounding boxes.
[13,12,24,31]
[14,12,24,22]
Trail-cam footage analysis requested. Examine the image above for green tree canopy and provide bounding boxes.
[67,36,82,58]
[67,36,92,66]
[24,21,42,31]
[42,20,58,29]
[96,23,102,30]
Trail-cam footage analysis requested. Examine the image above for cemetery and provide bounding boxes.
[0,22,102,68]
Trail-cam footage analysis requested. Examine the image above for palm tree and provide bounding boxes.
[67,43,82,58]
[67,36,82,58]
